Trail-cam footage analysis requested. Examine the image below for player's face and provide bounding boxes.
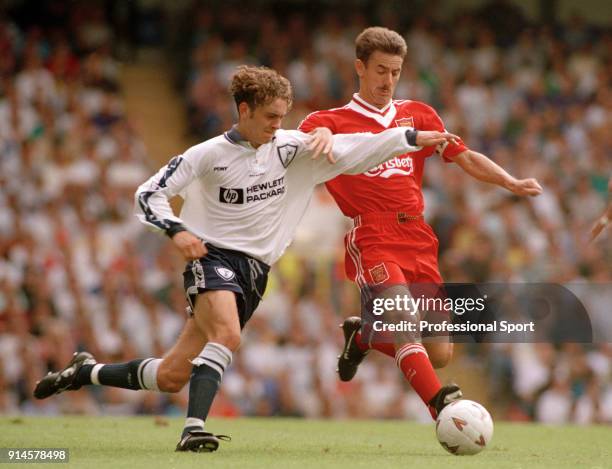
[240,98,288,147]
[356,51,403,108]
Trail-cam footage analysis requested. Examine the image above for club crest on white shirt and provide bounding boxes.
[215,267,236,281]
[277,144,298,168]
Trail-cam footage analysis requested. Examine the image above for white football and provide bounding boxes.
[435,399,494,455]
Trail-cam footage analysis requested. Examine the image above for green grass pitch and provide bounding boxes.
[1,417,610,468]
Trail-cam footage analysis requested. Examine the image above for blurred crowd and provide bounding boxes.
[0,5,169,416]
[1,1,611,424]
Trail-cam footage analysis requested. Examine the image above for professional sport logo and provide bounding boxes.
[277,144,298,168]
[364,156,414,178]
[215,267,236,281]
[219,187,244,204]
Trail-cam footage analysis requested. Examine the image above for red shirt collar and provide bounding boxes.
[350,93,394,116]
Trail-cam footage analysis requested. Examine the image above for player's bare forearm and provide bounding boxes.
[454,150,514,187]
[590,201,612,242]
[454,150,543,197]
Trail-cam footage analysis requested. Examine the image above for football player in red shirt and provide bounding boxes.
[299,27,542,418]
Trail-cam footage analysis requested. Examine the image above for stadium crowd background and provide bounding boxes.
[0,0,610,424]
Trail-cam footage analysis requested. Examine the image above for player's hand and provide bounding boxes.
[507,178,543,197]
[307,127,335,163]
[590,215,610,242]
[171,231,207,261]
[415,131,460,147]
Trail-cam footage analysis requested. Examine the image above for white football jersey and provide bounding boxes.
[135,126,419,265]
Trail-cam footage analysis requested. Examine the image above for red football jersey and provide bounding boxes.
[299,94,468,218]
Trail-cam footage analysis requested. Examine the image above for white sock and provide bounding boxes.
[139,358,163,391]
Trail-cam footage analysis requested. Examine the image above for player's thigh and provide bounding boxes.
[160,318,207,383]
[191,289,241,350]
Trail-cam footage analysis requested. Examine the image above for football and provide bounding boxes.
[436,400,494,455]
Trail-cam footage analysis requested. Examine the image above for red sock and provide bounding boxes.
[354,330,369,351]
[355,331,396,358]
[395,343,441,417]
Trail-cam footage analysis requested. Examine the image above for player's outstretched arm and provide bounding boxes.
[416,131,461,147]
[306,127,459,165]
[306,128,459,184]
[453,150,543,196]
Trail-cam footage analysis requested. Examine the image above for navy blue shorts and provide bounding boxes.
[183,244,270,328]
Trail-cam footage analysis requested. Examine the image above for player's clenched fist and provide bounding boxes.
[171,231,207,260]
[415,131,460,147]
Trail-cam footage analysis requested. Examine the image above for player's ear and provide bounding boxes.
[238,102,250,120]
[355,59,365,77]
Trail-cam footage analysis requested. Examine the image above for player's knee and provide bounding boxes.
[158,374,186,393]
[208,332,241,352]
[157,364,189,393]
[194,293,241,351]
[429,344,453,369]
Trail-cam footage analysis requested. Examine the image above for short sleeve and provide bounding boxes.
[298,111,337,134]
[417,103,468,162]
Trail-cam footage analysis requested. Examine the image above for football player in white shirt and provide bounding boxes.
[33,65,458,452]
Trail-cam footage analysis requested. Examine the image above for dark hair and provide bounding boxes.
[355,27,407,63]
[230,65,293,110]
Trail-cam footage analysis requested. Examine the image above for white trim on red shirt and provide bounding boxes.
[347,93,398,128]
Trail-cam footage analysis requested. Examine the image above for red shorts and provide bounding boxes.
[344,211,442,290]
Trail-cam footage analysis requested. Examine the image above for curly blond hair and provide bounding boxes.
[355,27,407,63]
[230,65,293,110]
